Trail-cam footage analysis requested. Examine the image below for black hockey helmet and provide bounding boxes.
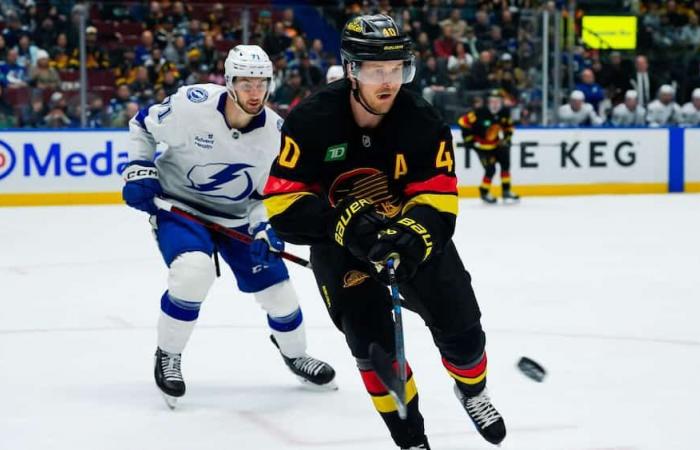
[340,14,415,84]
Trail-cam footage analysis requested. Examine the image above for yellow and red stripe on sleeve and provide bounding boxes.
[263,175,320,219]
[402,174,458,216]
[359,363,418,414]
[442,353,487,388]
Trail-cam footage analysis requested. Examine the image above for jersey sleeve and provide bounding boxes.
[127,88,186,162]
[263,115,330,245]
[399,123,458,261]
[456,110,477,144]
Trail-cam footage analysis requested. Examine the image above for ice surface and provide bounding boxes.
[1,195,698,450]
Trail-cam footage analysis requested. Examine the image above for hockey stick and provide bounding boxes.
[368,258,408,420]
[153,197,312,269]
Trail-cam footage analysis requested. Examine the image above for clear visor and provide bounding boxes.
[351,59,416,85]
[233,78,270,93]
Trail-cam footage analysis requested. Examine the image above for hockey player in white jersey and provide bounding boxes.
[558,90,604,127]
[680,88,700,127]
[646,84,681,127]
[121,45,337,408]
[611,90,646,126]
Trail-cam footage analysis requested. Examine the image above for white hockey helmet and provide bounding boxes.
[224,45,274,109]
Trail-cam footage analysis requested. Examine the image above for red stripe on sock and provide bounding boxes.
[442,353,487,378]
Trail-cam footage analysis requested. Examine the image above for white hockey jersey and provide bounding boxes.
[611,103,646,126]
[680,102,700,126]
[128,83,283,228]
[557,103,604,126]
[646,100,681,127]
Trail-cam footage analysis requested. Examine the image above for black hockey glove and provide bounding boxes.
[367,217,434,283]
[328,196,388,260]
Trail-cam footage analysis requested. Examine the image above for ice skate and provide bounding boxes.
[270,336,337,390]
[453,385,506,445]
[502,189,520,204]
[154,348,185,409]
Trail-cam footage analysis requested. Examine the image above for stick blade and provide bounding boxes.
[368,342,407,419]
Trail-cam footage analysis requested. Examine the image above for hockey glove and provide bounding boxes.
[328,196,388,260]
[249,222,284,265]
[367,217,434,282]
[122,161,162,215]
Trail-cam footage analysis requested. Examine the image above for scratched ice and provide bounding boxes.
[1,194,698,450]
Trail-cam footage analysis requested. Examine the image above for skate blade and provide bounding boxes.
[160,391,179,410]
[502,197,520,205]
[296,376,339,391]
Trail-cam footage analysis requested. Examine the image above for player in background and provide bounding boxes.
[611,90,646,126]
[680,88,700,127]
[557,89,604,127]
[121,45,336,408]
[457,89,519,204]
[646,84,681,127]
[263,15,506,450]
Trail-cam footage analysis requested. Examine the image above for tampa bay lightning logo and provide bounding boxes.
[0,140,17,181]
[186,87,209,103]
[186,163,254,201]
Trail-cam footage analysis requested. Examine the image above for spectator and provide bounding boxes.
[474,10,491,40]
[0,35,7,63]
[0,48,29,87]
[206,59,225,86]
[15,32,41,68]
[164,33,189,70]
[263,22,292,57]
[185,19,205,49]
[28,49,60,90]
[417,54,449,104]
[462,26,482,61]
[0,84,17,128]
[169,1,189,30]
[575,68,605,111]
[49,32,70,70]
[111,100,140,128]
[680,14,700,47]
[308,39,326,71]
[184,63,209,85]
[611,90,646,126]
[646,84,682,126]
[69,26,109,69]
[422,10,442,41]
[285,35,307,64]
[34,16,58,50]
[680,87,700,126]
[135,30,155,66]
[43,91,72,128]
[19,93,47,128]
[414,32,432,57]
[199,35,218,68]
[665,0,688,28]
[630,55,658,107]
[499,9,518,41]
[271,53,289,94]
[447,42,473,82]
[87,96,110,128]
[434,23,457,59]
[108,83,134,118]
[294,52,323,88]
[272,67,303,107]
[130,66,155,105]
[558,90,604,126]
[468,50,494,90]
[281,8,303,38]
[598,51,632,104]
[440,9,468,40]
[114,48,139,86]
[326,65,343,84]
[2,11,24,49]
[483,25,509,54]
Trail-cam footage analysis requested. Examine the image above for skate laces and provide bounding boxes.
[465,391,502,428]
[161,352,183,382]
[291,356,327,376]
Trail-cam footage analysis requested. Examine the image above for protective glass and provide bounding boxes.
[352,59,415,85]
[234,79,270,93]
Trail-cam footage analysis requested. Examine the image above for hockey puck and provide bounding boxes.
[517,357,546,382]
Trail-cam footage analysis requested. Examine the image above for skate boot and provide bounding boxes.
[453,385,506,445]
[154,348,185,409]
[479,187,497,204]
[270,335,337,390]
[502,188,520,204]
[401,435,431,449]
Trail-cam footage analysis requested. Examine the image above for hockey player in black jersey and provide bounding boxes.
[263,15,506,449]
[457,89,520,204]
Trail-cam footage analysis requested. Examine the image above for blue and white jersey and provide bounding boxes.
[128,83,284,229]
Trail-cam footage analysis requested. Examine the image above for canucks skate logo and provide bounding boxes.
[186,163,254,201]
[186,87,209,103]
[0,140,17,181]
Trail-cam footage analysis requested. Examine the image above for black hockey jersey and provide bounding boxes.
[263,79,458,261]
[457,107,514,151]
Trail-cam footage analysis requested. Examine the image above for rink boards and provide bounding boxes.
[0,127,697,206]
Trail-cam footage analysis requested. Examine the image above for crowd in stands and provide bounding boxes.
[3,1,700,129]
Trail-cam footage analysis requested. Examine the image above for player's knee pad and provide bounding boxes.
[253,279,301,317]
[168,251,216,302]
[433,322,485,366]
